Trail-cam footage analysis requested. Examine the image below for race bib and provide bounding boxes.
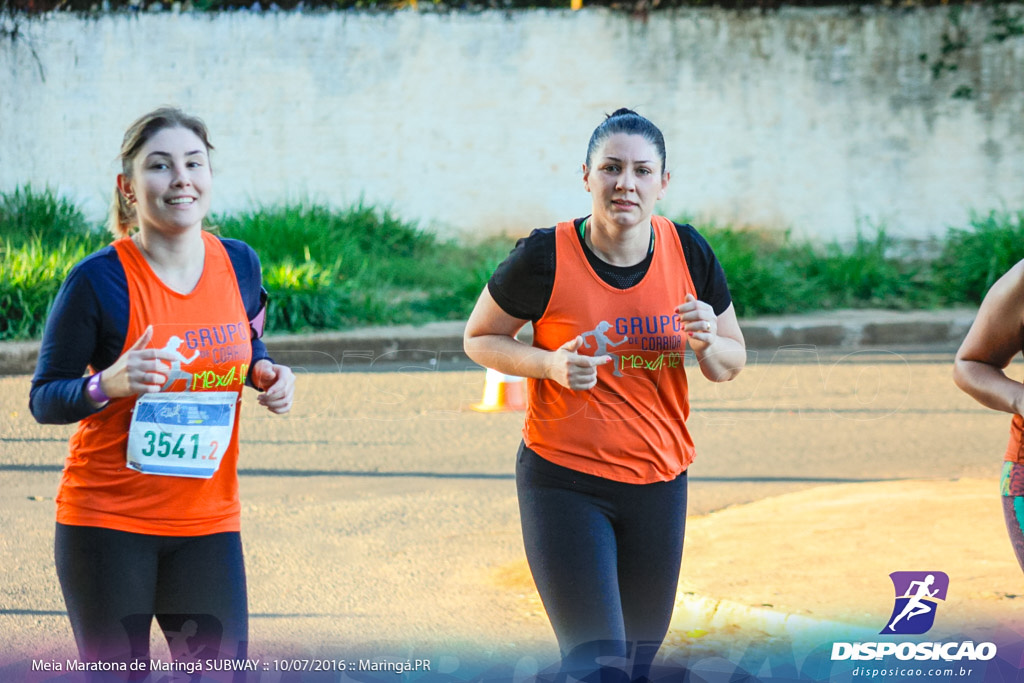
[126,392,238,479]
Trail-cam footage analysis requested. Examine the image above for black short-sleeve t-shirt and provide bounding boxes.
[487,217,733,322]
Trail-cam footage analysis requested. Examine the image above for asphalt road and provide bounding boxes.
[0,349,1012,677]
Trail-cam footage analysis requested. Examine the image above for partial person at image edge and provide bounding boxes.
[954,261,1024,579]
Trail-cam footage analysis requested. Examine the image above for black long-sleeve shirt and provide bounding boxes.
[29,237,270,425]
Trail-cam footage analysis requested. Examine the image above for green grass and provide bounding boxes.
[697,224,818,316]
[932,209,1024,304]
[0,185,100,246]
[0,189,514,340]
[800,227,940,310]
[699,221,949,317]
[0,186,107,340]
[4,183,1024,342]
[213,202,511,332]
[0,239,93,340]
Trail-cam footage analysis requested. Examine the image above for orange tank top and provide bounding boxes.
[56,231,252,535]
[1006,414,1024,464]
[523,216,698,484]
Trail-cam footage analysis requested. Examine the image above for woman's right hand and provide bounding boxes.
[545,336,611,391]
[98,326,176,399]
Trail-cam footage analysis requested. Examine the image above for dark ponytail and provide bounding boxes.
[584,108,667,174]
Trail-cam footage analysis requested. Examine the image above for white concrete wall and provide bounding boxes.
[2,7,1024,240]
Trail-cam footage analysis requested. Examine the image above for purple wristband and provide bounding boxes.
[86,372,109,404]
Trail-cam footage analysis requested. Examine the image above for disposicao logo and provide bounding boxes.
[830,571,997,664]
[881,571,949,635]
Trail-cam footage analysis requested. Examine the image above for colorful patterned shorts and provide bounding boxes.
[1001,461,1024,573]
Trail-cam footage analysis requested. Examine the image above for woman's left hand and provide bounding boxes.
[676,293,718,350]
[675,297,746,382]
[252,359,295,414]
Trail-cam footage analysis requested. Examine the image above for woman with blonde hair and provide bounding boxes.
[30,107,294,673]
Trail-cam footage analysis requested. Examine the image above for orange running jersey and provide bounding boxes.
[523,216,698,484]
[1006,414,1024,464]
[56,231,252,535]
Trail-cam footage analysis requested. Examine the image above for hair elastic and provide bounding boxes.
[86,373,109,405]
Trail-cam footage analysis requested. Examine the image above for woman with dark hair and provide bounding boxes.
[954,262,1024,576]
[30,107,295,675]
[464,108,746,680]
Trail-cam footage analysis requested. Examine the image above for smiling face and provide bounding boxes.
[117,126,212,237]
[583,132,669,233]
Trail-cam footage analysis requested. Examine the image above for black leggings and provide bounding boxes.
[516,444,688,682]
[55,523,248,674]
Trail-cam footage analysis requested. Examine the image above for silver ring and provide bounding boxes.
[705,321,712,332]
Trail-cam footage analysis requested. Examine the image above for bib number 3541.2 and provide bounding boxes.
[126,392,238,479]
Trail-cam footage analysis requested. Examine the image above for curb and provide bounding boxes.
[263,321,471,372]
[738,308,976,351]
[0,309,977,376]
[671,593,877,644]
[0,340,47,377]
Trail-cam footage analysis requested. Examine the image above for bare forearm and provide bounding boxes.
[953,359,1024,415]
[464,289,613,390]
[464,334,552,380]
[694,337,746,382]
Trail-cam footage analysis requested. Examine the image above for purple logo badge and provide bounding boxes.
[881,571,949,635]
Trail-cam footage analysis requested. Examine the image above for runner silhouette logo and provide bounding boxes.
[881,571,949,635]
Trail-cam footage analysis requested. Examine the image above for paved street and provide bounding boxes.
[1,349,1018,678]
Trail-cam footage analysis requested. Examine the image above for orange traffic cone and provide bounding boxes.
[471,368,527,412]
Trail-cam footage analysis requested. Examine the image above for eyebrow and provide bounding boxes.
[145,150,207,159]
[602,156,655,165]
